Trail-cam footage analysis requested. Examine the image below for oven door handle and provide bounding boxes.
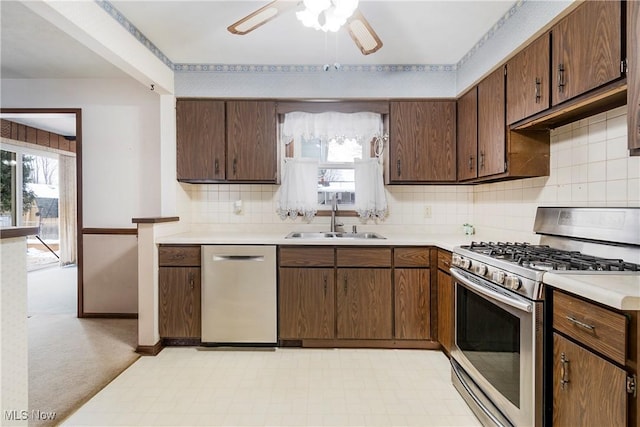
[451,268,533,313]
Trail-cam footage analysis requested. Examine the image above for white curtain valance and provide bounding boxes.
[282,111,383,145]
[277,158,319,220]
[354,158,387,220]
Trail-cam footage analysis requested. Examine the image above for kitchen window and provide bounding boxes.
[281,111,385,211]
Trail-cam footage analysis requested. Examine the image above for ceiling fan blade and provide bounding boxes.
[227,0,298,35]
[346,9,383,55]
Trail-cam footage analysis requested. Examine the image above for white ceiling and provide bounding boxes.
[1,0,518,79]
[110,0,518,66]
[0,0,519,135]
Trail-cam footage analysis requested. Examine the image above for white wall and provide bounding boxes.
[1,77,171,314]
[1,78,163,227]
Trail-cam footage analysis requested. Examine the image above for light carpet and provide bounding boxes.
[28,314,138,427]
[27,265,138,426]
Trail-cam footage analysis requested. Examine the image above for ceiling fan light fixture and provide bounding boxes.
[296,0,359,33]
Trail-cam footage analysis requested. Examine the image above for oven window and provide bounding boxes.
[456,286,520,407]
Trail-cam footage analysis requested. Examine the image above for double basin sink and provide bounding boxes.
[285,231,386,240]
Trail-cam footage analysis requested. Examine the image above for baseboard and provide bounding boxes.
[81,312,138,319]
[136,341,163,356]
[301,339,442,349]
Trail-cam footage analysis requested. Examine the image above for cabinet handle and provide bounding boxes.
[557,64,565,93]
[188,272,195,290]
[468,156,474,171]
[560,352,570,390]
[343,274,348,294]
[535,77,541,103]
[214,158,219,174]
[396,159,401,177]
[233,158,237,175]
[323,273,328,297]
[565,315,595,331]
[479,151,485,170]
[637,111,640,136]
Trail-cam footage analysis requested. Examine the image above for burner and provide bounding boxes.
[462,242,640,272]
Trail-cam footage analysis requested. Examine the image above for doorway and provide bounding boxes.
[0,108,83,317]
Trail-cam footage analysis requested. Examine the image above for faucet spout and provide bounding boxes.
[330,196,337,232]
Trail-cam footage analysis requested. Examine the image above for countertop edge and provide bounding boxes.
[0,227,39,239]
[544,272,640,311]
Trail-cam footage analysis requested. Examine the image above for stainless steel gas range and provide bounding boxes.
[449,207,640,427]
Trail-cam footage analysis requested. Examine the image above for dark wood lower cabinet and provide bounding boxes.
[436,269,454,353]
[279,268,334,339]
[159,267,201,338]
[553,333,627,427]
[336,268,392,339]
[394,268,430,340]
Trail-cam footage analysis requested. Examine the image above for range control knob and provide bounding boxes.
[451,254,462,267]
[492,271,506,284]
[460,258,471,269]
[473,263,487,276]
[505,275,521,290]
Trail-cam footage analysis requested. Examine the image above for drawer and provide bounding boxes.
[553,291,627,365]
[437,250,452,272]
[159,245,201,267]
[394,247,430,267]
[279,246,334,267]
[337,248,391,267]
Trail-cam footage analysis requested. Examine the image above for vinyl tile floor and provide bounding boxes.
[62,347,481,427]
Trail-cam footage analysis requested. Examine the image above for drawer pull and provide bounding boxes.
[558,64,565,92]
[534,77,541,103]
[343,274,348,294]
[214,158,219,174]
[566,315,595,331]
[560,352,570,390]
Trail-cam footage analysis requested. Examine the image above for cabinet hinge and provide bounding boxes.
[627,374,637,397]
[621,59,628,74]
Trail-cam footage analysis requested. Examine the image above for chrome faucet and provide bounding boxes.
[330,196,343,233]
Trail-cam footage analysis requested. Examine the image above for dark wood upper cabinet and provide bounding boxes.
[389,101,456,183]
[478,67,506,177]
[226,100,278,182]
[457,87,478,181]
[551,1,622,106]
[506,33,550,124]
[176,99,225,181]
[629,0,640,154]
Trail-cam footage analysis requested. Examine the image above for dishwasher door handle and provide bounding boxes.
[212,255,265,262]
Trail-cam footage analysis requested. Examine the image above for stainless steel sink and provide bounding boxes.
[285,231,385,239]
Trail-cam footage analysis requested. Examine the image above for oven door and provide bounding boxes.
[450,267,541,427]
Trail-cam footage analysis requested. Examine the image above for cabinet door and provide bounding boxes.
[457,88,478,181]
[226,100,277,182]
[176,100,226,181]
[159,267,201,338]
[279,268,334,339]
[336,268,392,339]
[390,101,456,182]
[551,1,622,105]
[629,0,640,152]
[394,268,430,340]
[553,333,627,427]
[437,270,454,353]
[478,67,506,177]
[506,33,550,124]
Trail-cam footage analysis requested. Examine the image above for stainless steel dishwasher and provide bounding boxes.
[201,245,277,345]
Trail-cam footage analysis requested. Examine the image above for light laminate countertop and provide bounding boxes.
[543,272,640,311]
[156,230,477,252]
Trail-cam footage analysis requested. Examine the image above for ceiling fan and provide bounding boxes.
[227,0,383,56]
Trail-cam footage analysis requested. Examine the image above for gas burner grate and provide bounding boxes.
[464,241,640,272]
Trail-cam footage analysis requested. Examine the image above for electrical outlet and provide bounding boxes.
[424,205,432,218]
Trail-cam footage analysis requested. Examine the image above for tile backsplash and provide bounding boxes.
[185,106,638,238]
[474,106,639,240]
